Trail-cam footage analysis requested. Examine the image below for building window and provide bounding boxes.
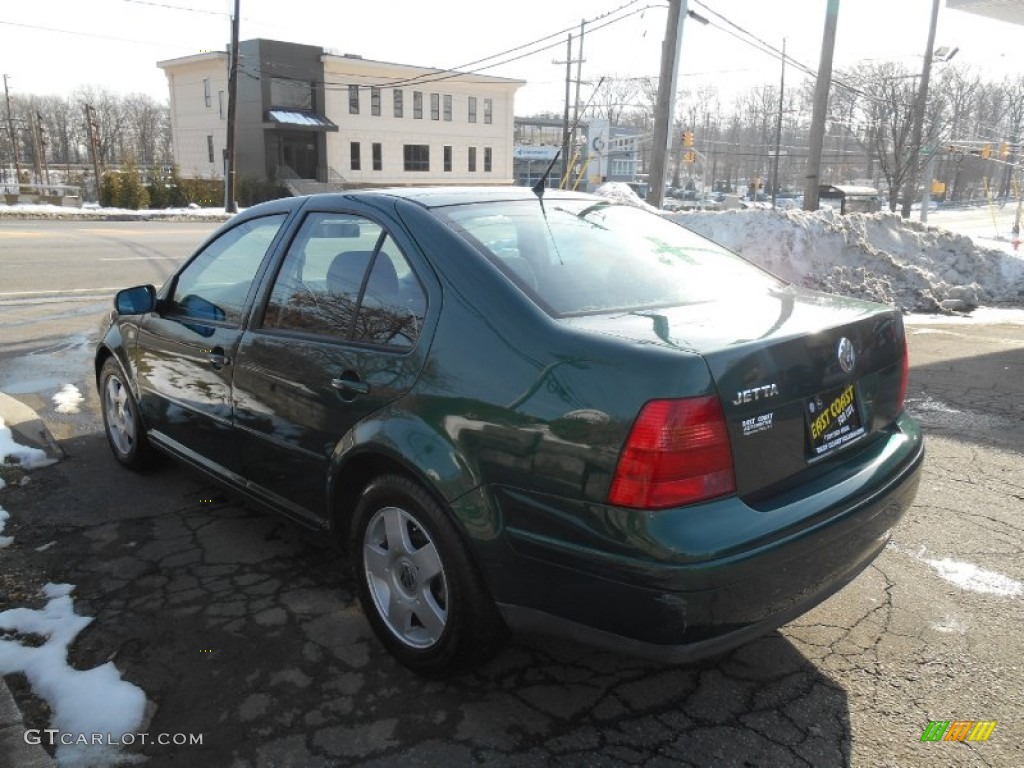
[403,144,429,171]
[443,145,452,172]
[468,146,476,172]
[468,96,477,123]
[207,135,214,163]
[484,147,492,172]
[270,77,313,109]
[350,142,361,171]
[430,93,439,121]
[371,86,381,116]
[203,78,211,108]
[443,95,452,122]
[484,98,493,124]
[218,91,225,119]
[372,143,382,171]
[413,91,423,119]
[393,89,403,118]
[349,84,360,114]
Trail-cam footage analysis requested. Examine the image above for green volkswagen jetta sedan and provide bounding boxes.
[95,187,923,677]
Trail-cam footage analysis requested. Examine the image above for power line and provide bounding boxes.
[121,0,226,16]
[240,3,660,94]
[0,19,167,46]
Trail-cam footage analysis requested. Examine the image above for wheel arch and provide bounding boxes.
[327,426,481,555]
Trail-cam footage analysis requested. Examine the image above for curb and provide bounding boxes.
[0,392,60,766]
[0,392,64,463]
[0,686,55,767]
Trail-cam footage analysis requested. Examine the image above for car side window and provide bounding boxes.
[262,214,426,348]
[170,214,286,325]
[263,213,384,336]
[353,234,426,348]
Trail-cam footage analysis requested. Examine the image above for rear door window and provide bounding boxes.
[262,212,427,348]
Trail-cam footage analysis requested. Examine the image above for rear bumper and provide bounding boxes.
[487,415,924,660]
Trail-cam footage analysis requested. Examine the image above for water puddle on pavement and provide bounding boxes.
[906,395,1014,432]
[0,334,94,397]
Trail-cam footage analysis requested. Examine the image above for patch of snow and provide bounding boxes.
[35,540,57,552]
[0,584,147,767]
[906,307,1024,325]
[0,506,12,548]
[0,202,234,221]
[0,415,53,469]
[52,384,85,415]
[889,541,1023,598]
[929,616,969,635]
[923,558,1023,598]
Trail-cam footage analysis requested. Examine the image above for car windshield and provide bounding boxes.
[439,199,783,316]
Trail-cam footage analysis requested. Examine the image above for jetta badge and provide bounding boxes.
[837,337,856,373]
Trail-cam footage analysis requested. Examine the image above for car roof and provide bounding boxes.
[292,186,602,210]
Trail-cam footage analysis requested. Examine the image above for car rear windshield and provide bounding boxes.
[439,199,783,317]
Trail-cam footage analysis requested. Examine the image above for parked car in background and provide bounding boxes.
[96,187,923,676]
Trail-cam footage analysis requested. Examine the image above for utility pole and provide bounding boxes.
[36,111,50,188]
[803,0,840,211]
[646,0,688,210]
[224,0,240,213]
[84,104,102,202]
[569,20,586,170]
[771,38,786,209]
[901,0,940,220]
[554,34,585,189]
[29,107,43,186]
[3,74,22,184]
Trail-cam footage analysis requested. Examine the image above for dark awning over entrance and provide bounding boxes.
[263,110,338,131]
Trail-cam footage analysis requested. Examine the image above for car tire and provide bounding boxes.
[351,474,505,677]
[99,357,153,470]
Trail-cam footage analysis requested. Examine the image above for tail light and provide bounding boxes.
[608,395,736,510]
[897,338,910,413]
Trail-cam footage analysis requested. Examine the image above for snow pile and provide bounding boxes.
[0,584,148,767]
[673,208,1024,312]
[594,182,1024,312]
[591,181,662,213]
[52,384,85,415]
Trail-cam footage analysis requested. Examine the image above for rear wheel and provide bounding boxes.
[100,357,152,470]
[351,474,505,677]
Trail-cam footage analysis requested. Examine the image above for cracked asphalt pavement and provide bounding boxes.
[1,225,1021,765]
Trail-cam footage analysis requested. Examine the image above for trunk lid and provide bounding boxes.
[561,287,907,498]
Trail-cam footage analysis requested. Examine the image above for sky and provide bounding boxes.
[2,0,1022,115]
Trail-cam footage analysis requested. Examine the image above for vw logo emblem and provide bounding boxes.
[837,337,856,373]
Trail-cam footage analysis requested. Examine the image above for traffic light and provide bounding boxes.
[1000,142,1010,159]
[981,143,992,159]
[683,130,693,148]
[684,150,696,163]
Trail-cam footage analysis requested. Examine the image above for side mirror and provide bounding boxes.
[114,285,157,315]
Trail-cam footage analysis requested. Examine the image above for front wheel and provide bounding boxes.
[351,474,505,677]
[99,357,152,470]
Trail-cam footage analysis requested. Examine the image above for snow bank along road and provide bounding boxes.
[1,215,1022,766]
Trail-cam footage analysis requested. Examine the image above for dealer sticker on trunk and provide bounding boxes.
[806,383,866,457]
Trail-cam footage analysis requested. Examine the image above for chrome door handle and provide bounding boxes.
[331,377,370,396]
[208,349,231,368]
